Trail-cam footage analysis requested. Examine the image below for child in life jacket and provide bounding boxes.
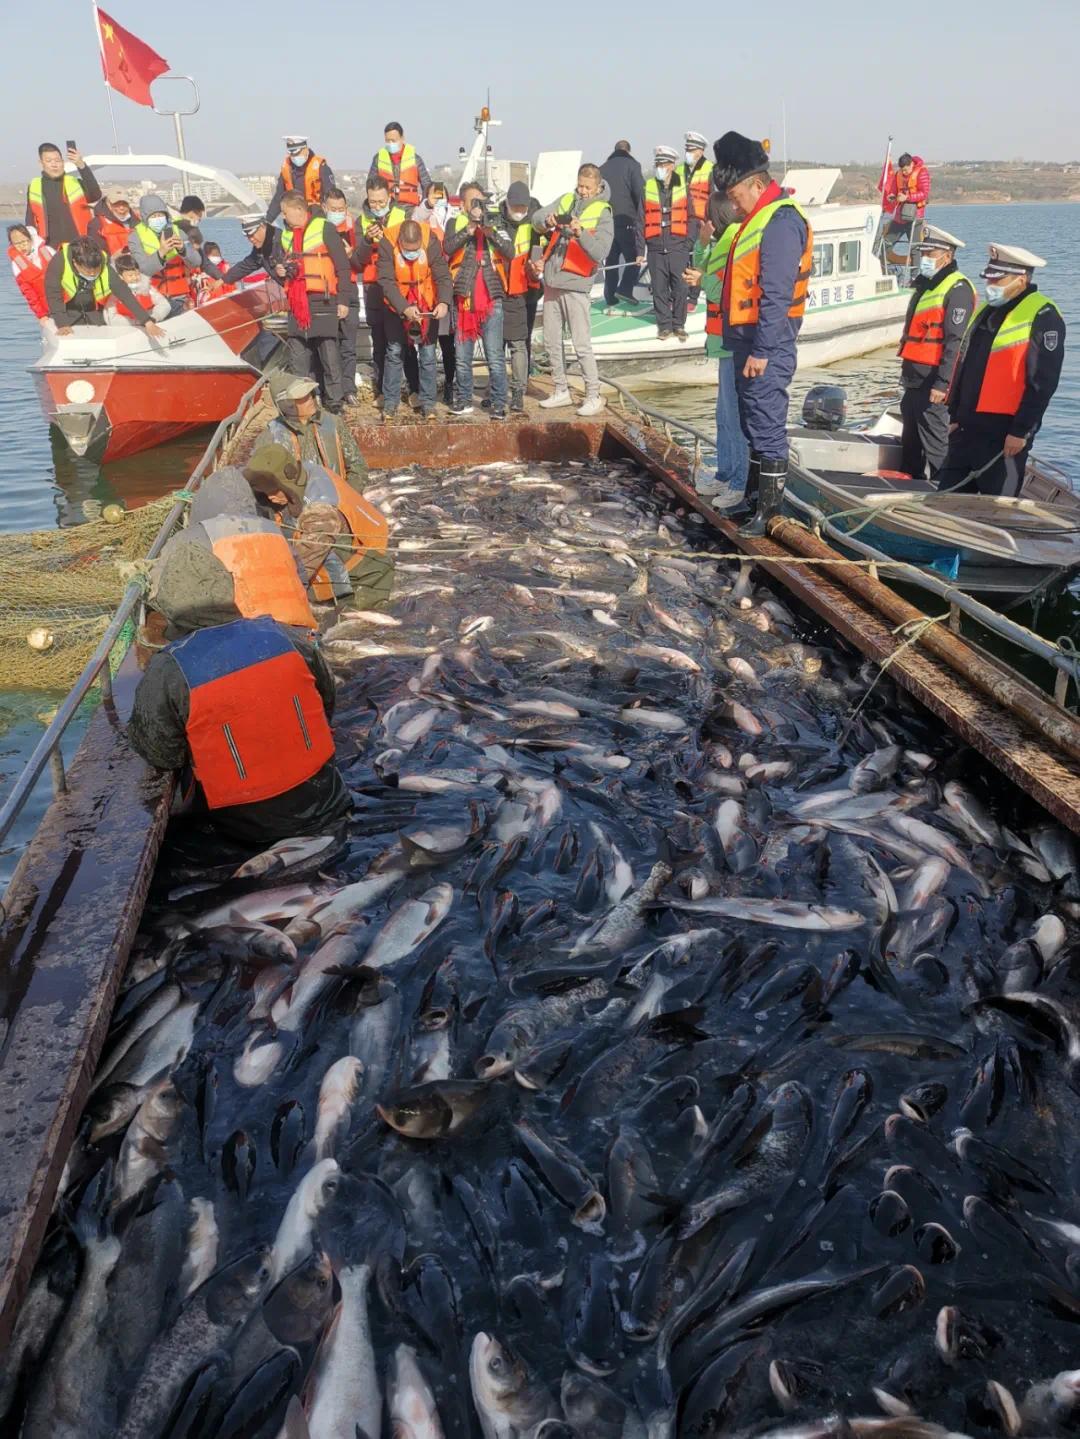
[107,250,172,324]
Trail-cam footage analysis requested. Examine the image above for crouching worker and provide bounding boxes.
[129,535,349,844]
[162,466,317,630]
[265,371,370,491]
[244,443,394,611]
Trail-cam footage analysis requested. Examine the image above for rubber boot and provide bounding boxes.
[722,452,761,521]
[738,456,787,538]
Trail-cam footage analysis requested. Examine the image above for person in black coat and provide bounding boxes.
[599,141,644,308]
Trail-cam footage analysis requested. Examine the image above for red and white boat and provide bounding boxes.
[32,282,281,461]
[29,153,284,462]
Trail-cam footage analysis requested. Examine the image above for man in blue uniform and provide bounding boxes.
[937,243,1065,498]
[711,131,812,536]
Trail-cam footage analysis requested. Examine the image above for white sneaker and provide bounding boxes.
[576,396,606,418]
[539,390,573,409]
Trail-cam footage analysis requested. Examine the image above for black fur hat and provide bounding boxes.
[712,131,770,189]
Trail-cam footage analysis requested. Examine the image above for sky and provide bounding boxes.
[3,0,1079,182]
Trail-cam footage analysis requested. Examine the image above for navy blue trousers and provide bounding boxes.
[729,338,797,461]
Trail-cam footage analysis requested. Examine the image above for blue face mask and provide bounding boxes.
[387,140,402,155]
[147,214,169,233]
[917,255,938,279]
[370,204,389,219]
[985,282,1009,306]
[400,248,422,262]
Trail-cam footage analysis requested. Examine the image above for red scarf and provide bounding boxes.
[456,232,493,342]
[721,179,784,316]
[286,224,311,329]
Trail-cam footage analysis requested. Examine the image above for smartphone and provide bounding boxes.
[67,140,77,153]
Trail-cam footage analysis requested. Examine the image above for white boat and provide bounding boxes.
[583,169,911,387]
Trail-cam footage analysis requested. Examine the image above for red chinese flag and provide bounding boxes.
[96,7,169,106]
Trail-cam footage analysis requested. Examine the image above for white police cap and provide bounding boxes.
[913,223,964,251]
[654,144,679,164]
[982,243,1047,276]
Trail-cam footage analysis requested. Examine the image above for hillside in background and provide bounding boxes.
[813,160,1080,205]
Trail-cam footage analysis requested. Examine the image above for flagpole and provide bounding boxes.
[91,0,121,151]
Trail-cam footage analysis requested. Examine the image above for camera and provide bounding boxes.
[555,211,574,228]
[468,199,485,219]
[281,257,301,282]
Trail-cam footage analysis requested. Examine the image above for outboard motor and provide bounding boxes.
[802,385,846,431]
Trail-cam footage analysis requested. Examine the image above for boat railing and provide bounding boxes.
[0,379,267,855]
[783,485,1080,704]
[592,369,718,471]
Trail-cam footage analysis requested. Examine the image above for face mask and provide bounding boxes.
[147,214,169,233]
[289,148,308,162]
[985,282,1009,306]
[508,209,528,224]
[917,255,938,279]
[370,204,389,219]
[400,248,422,262]
[433,200,448,219]
[655,166,671,182]
[685,151,698,166]
[387,141,402,155]
[327,210,348,228]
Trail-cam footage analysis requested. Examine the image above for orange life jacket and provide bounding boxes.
[385,227,438,321]
[168,616,335,810]
[280,153,327,207]
[9,243,53,318]
[114,289,157,320]
[447,214,510,290]
[281,218,338,297]
[93,208,132,257]
[726,196,813,328]
[132,221,192,300]
[680,158,715,223]
[540,194,611,279]
[966,291,1062,417]
[643,175,689,241]
[200,517,317,631]
[894,164,925,208]
[27,174,92,243]
[899,269,973,369]
[506,219,539,296]
[358,207,407,283]
[376,144,422,208]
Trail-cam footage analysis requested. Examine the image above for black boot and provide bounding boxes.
[738,456,787,538]
[723,453,761,521]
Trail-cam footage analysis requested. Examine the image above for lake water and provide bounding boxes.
[0,204,1077,885]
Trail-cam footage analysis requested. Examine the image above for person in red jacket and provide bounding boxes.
[7,224,55,325]
[883,152,931,247]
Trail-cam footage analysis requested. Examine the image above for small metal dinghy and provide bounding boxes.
[786,391,1080,601]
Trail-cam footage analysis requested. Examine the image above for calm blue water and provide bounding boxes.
[0,205,1077,886]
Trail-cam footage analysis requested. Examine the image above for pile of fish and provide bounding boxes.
[8,456,1080,1439]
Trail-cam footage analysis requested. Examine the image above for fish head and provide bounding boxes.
[377,1087,453,1139]
[303,1158,341,1216]
[263,1248,335,1342]
[561,1372,625,1429]
[204,1242,274,1322]
[470,1331,529,1412]
[476,1010,535,1079]
[85,1081,142,1143]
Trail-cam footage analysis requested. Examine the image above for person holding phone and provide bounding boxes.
[26,141,101,247]
[377,220,452,421]
[129,194,200,314]
[443,183,515,419]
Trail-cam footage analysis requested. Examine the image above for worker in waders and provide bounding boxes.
[129,537,349,845]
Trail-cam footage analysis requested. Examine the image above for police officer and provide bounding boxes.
[636,145,692,341]
[678,130,713,311]
[268,136,335,223]
[712,130,813,536]
[937,244,1065,498]
[898,223,975,480]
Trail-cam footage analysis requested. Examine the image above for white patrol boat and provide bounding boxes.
[584,168,912,386]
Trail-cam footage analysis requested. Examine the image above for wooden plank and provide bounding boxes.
[0,653,172,1349]
[604,414,1080,836]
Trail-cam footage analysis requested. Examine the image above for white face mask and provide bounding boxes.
[655,166,672,183]
[685,151,699,166]
[508,209,529,224]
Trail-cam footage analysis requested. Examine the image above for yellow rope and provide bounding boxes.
[837,611,951,745]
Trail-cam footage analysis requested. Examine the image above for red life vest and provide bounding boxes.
[9,242,54,319]
[168,616,334,810]
[899,270,973,369]
[966,291,1063,417]
[540,194,611,279]
[199,517,317,630]
[132,221,192,300]
[27,174,92,243]
[376,145,422,208]
[724,188,813,328]
[281,153,327,207]
[643,175,689,241]
[113,289,157,320]
[384,226,438,325]
[93,207,133,256]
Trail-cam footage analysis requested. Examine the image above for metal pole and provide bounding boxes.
[90,0,120,151]
[174,112,189,201]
